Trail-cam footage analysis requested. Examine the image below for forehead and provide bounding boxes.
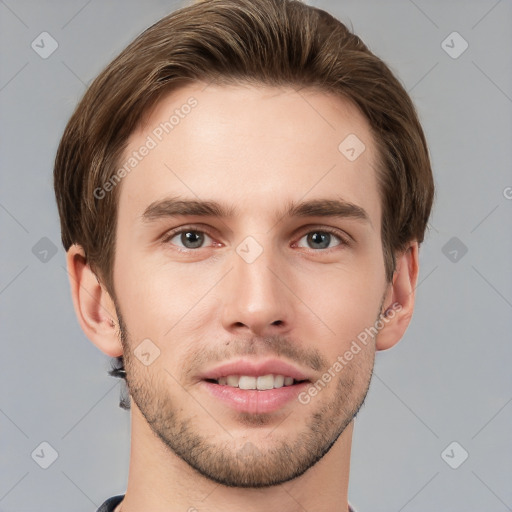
[117,82,381,228]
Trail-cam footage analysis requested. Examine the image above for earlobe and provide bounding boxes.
[65,244,123,357]
[376,242,419,351]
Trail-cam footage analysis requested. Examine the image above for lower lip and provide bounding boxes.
[201,380,310,414]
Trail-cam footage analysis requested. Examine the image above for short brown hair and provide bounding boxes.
[54,0,434,297]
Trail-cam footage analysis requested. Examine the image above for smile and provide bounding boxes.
[207,374,305,390]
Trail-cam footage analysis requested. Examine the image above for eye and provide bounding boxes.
[296,229,346,250]
[163,228,214,250]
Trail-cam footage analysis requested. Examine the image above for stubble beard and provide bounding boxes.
[116,306,378,488]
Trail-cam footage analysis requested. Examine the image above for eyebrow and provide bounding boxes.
[141,196,371,225]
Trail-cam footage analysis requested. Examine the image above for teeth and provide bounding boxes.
[239,376,257,389]
[227,375,239,387]
[273,375,284,388]
[256,374,274,390]
[215,374,299,389]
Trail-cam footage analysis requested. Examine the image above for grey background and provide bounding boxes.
[1,0,511,510]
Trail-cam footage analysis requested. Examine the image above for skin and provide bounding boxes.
[66,83,419,512]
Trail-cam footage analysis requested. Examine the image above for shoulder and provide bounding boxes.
[96,494,124,512]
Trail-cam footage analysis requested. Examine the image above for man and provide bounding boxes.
[53,0,434,510]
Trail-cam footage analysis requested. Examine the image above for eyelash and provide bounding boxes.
[161,225,351,252]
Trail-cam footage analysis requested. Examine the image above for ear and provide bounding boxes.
[65,244,123,357]
[376,241,419,351]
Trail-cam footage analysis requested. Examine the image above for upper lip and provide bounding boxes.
[198,358,313,382]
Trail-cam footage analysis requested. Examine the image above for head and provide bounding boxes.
[55,0,433,489]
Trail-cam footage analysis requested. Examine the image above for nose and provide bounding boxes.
[220,241,294,337]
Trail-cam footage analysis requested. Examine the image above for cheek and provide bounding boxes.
[113,247,166,337]
[113,249,219,340]
[295,260,385,354]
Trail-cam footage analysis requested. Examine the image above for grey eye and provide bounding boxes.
[170,230,212,249]
[297,231,341,250]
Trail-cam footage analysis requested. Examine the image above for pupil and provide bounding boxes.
[309,232,330,249]
[182,231,203,248]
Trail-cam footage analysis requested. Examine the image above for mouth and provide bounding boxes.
[198,359,313,414]
[204,374,308,390]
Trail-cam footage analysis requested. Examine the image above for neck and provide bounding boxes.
[118,405,353,512]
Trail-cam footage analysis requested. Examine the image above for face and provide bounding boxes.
[113,83,389,487]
